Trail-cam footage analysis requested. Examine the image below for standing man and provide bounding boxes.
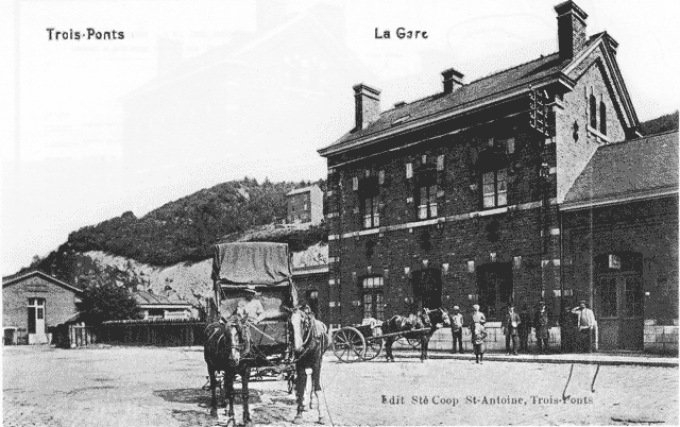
[503,304,521,356]
[470,304,486,362]
[533,301,550,354]
[518,305,531,353]
[450,306,464,354]
[572,300,596,353]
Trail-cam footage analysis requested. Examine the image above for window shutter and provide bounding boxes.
[352,176,359,191]
[378,170,385,185]
[406,162,413,179]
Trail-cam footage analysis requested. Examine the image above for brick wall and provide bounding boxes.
[557,46,627,203]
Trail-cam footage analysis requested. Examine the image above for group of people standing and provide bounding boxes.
[448,300,597,363]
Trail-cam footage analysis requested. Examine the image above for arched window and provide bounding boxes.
[589,94,597,129]
[599,101,607,135]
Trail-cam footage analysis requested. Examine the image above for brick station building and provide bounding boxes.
[318,1,678,352]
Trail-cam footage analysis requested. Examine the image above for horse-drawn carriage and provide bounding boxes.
[332,308,451,363]
[205,242,327,425]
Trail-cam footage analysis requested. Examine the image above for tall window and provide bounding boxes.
[482,169,507,208]
[417,185,438,219]
[599,101,607,135]
[362,276,385,320]
[589,94,597,129]
[363,196,379,228]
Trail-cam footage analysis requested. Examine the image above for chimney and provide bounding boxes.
[442,68,465,94]
[555,1,588,59]
[353,83,381,130]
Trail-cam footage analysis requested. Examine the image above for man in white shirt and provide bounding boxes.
[237,286,265,325]
[571,300,596,353]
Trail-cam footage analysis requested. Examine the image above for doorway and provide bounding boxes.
[594,253,644,351]
[476,263,513,320]
[28,298,48,344]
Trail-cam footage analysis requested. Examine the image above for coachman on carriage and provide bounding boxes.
[204,242,328,426]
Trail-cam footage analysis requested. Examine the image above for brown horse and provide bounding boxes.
[382,308,451,362]
[204,318,254,427]
[288,306,329,424]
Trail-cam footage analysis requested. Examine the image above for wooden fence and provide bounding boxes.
[99,320,207,347]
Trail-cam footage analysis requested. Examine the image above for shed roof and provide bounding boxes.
[563,131,679,210]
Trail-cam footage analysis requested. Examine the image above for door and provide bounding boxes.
[595,274,644,350]
[477,263,513,320]
[28,298,48,344]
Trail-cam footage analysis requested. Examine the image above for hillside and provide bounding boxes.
[639,111,678,136]
[26,178,326,282]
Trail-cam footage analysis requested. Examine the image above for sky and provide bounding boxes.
[1,0,679,276]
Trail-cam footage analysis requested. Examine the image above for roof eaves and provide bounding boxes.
[2,270,83,294]
[319,72,564,157]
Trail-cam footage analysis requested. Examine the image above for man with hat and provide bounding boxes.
[518,305,532,353]
[450,306,464,354]
[502,304,521,356]
[533,301,550,354]
[236,285,266,325]
[571,300,596,353]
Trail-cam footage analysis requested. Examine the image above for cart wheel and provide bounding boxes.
[363,338,383,361]
[332,327,366,363]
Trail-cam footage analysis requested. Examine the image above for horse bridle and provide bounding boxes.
[289,309,315,363]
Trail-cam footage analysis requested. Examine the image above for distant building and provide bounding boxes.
[2,271,83,344]
[133,291,193,320]
[286,185,323,225]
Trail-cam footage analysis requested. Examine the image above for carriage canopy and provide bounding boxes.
[212,242,298,305]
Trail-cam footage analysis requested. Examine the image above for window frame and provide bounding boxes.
[481,168,508,209]
[599,101,607,135]
[589,94,598,129]
[362,195,380,229]
[416,184,438,220]
[361,276,385,320]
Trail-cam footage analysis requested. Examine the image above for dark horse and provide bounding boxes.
[288,306,329,424]
[204,318,254,427]
[383,308,451,362]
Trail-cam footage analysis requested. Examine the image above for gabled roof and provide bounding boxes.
[562,131,679,210]
[133,291,192,307]
[2,270,83,294]
[319,53,571,156]
[319,29,640,158]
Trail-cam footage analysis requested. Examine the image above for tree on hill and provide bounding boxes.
[77,281,142,325]
[639,111,678,135]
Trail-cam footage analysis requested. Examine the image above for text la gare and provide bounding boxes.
[375,27,428,39]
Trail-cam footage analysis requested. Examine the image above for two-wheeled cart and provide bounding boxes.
[331,323,430,363]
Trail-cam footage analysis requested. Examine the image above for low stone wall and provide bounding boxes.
[644,322,679,355]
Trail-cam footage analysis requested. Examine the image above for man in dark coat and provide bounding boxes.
[533,301,550,354]
[518,305,531,353]
[502,304,521,356]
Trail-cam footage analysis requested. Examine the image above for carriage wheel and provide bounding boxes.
[332,327,366,363]
[363,338,383,361]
